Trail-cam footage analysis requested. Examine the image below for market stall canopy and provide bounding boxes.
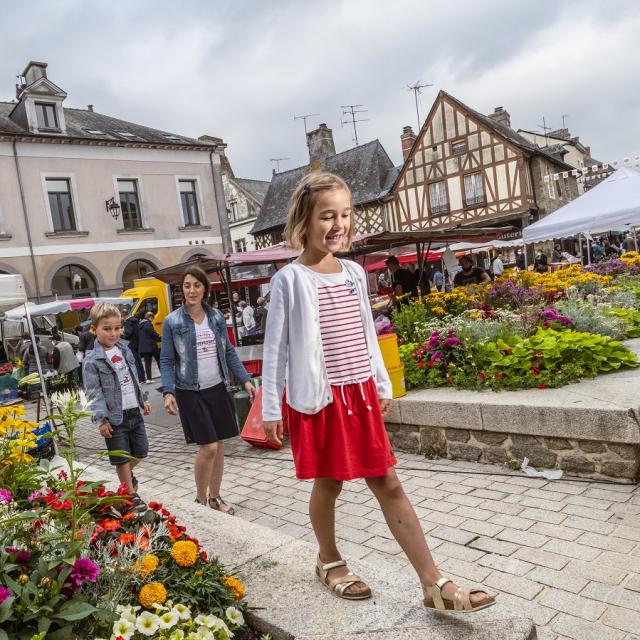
[0,274,27,313]
[364,251,442,272]
[523,167,640,244]
[4,297,132,319]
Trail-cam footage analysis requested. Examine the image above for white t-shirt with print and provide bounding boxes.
[105,346,139,410]
[195,318,223,389]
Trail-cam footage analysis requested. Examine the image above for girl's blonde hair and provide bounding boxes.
[284,172,353,251]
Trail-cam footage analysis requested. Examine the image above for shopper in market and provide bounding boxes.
[453,255,491,287]
[160,265,256,515]
[139,312,161,382]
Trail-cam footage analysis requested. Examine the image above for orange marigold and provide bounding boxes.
[138,582,167,608]
[223,575,245,599]
[119,532,135,545]
[133,554,160,578]
[170,540,198,567]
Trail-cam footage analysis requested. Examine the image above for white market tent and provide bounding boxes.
[4,297,131,320]
[523,167,640,244]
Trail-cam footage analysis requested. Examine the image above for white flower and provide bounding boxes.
[77,389,92,410]
[112,618,135,640]
[195,627,214,640]
[225,606,244,627]
[159,609,179,629]
[195,614,208,626]
[173,603,191,620]
[169,631,185,640]
[136,611,160,636]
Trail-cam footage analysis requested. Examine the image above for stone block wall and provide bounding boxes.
[385,423,639,481]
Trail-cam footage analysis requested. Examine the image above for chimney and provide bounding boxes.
[306,123,336,164]
[488,106,511,128]
[400,126,417,160]
[87,104,94,112]
[584,146,591,158]
[22,61,48,87]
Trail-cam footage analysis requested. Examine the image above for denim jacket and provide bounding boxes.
[160,304,251,396]
[83,339,148,425]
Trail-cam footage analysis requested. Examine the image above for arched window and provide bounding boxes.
[188,253,208,262]
[122,259,157,290]
[51,264,98,297]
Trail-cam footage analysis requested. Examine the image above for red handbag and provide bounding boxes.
[240,387,285,449]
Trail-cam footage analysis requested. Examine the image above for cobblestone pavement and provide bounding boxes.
[41,384,640,640]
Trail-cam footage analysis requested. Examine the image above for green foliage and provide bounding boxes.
[608,307,640,338]
[555,300,628,340]
[391,302,427,343]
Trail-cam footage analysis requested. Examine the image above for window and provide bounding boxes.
[118,179,143,229]
[46,179,76,232]
[229,200,239,222]
[234,238,247,252]
[451,139,466,155]
[179,180,201,226]
[428,181,449,215]
[463,172,485,206]
[35,102,58,129]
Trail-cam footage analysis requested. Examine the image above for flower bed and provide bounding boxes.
[393,253,640,391]
[0,393,265,640]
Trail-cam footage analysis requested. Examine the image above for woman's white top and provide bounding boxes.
[195,318,223,389]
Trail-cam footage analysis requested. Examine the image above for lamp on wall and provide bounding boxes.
[105,197,121,220]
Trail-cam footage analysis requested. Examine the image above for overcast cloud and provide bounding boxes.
[1,0,638,180]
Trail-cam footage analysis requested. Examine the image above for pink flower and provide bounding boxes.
[27,490,44,502]
[0,586,11,605]
[68,557,100,586]
[0,488,12,504]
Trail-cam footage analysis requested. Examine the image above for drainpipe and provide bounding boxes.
[13,140,41,301]
[209,149,232,254]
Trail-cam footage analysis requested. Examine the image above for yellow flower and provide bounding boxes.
[170,540,199,567]
[431,306,446,316]
[133,554,160,578]
[223,575,245,600]
[139,582,168,608]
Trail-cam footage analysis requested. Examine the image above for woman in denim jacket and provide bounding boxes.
[160,265,255,514]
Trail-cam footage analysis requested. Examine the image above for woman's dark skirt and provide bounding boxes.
[175,383,238,445]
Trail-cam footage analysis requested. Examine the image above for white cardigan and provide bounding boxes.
[262,259,392,422]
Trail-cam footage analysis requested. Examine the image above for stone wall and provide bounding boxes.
[385,423,639,481]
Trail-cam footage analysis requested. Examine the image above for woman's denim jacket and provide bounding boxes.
[83,339,148,426]
[160,304,250,396]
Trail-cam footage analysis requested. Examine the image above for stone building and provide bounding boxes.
[388,92,579,235]
[222,174,269,253]
[0,61,230,300]
[250,123,398,249]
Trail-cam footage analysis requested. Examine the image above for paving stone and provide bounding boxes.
[599,552,640,574]
[478,553,535,577]
[443,492,485,507]
[601,605,640,634]
[564,559,627,586]
[439,557,492,583]
[583,488,633,504]
[429,525,477,546]
[542,539,601,561]
[550,612,625,640]
[519,496,566,512]
[530,522,582,542]
[364,535,403,555]
[496,593,557,626]
[519,507,567,525]
[479,500,524,516]
[338,525,375,544]
[528,566,588,594]
[468,536,518,557]
[581,581,640,612]
[432,541,485,563]
[497,527,548,548]
[539,587,607,621]
[491,513,535,531]
[626,575,640,592]
[577,531,636,554]
[459,518,504,538]
[562,502,614,522]
[450,505,496,521]
[485,570,544,600]
[417,498,458,514]
[565,494,614,511]
[612,525,640,542]
[417,508,466,528]
[338,502,374,517]
[514,547,569,571]
[468,488,509,501]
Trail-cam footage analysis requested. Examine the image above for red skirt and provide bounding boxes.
[285,377,397,480]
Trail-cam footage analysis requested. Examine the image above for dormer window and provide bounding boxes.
[35,102,59,130]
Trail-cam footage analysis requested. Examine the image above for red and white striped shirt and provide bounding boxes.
[317,270,372,385]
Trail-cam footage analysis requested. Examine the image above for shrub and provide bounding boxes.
[555,300,628,339]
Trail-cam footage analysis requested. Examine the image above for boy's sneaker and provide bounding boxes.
[131,475,139,492]
[130,493,147,513]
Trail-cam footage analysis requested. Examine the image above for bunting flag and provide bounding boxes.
[547,152,640,182]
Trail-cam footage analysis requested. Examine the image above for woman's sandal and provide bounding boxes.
[423,577,497,613]
[209,496,235,516]
[315,555,372,600]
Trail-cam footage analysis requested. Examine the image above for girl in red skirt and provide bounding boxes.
[262,172,495,613]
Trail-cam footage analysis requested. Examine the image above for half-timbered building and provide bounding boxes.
[389,91,578,234]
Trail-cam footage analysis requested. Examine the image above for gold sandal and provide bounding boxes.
[209,496,235,516]
[315,555,371,600]
[423,577,497,613]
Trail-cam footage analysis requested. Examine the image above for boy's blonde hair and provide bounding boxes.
[90,302,122,328]
[284,172,353,251]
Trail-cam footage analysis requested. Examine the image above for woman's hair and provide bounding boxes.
[284,172,352,251]
[180,265,210,302]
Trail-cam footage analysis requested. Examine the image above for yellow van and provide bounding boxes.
[120,278,173,335]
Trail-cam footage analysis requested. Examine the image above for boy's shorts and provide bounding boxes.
[105,408,149,466]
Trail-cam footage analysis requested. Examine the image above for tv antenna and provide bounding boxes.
[341,104,369,147]
[407,80,433,131]
[294,113,320,145]
[561,114,570,129]
[269,157,290,173]
[537,116,552,146]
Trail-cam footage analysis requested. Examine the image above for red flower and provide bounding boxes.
[200,550,208,561]
[148,501,163,511]
[122,512,136,522]
[118,532,135,545]
[116,483,130,496]
[99,519,121,532]
[537,383,546,389]
[495,373,505,379]
[57,470,68,481]
[417,362,425,369]
[161,508,170,517]
[477,372,486,381]
[446,376,453,384]
[96,486,107,497]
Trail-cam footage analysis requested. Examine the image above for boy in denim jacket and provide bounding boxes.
[83,302,151,512]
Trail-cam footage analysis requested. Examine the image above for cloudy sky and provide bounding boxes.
[1,1,639,180]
